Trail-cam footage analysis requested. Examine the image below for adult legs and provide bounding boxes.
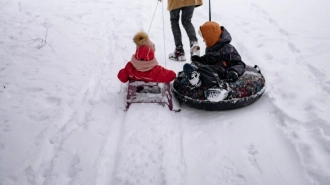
[181,6,198,45]
[170,8,182,48]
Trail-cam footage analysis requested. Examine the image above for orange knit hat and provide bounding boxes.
[199,21,222,48]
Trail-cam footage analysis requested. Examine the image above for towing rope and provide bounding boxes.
[148,1,167,67]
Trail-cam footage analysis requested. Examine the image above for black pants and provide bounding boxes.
[170,6,198,48]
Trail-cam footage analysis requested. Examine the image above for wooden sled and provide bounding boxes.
[126,81,180,112]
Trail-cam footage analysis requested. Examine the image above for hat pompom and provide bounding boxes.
[135,45,154,61]
[133,31,149,46]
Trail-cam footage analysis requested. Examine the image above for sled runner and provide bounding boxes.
[172,65,266,110]
[126,81,180,112]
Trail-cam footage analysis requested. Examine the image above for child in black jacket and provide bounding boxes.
[182,21,246,101]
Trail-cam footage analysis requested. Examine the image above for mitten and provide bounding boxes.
[191,55,202,63]
[226,70,238,82]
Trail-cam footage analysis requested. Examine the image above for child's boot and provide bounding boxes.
[183,63,201,87]
[204,84,228,102]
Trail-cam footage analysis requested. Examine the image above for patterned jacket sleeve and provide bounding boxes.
[222,44,246,76]
[229,62,246,76]
[199,54,220,65]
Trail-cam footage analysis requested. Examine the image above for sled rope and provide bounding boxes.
[161,0,167,67]
[117,83,123,94]
[148,1,159,34]
[148,1,167,67]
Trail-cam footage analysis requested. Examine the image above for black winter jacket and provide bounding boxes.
[193,27,246,78]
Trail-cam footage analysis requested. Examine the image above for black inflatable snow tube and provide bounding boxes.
[172,65,266,111]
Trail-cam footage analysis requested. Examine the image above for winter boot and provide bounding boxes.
[190,41,200,56]
[183,63,201,87]
[169,46,186,61]
[204,85,229,102]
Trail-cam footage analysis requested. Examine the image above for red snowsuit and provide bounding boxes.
[118,62,176,83]
[117,46,176,83]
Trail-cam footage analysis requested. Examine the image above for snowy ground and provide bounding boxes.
[1,0,330,185]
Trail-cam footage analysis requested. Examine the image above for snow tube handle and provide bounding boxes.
[254,65,261,73]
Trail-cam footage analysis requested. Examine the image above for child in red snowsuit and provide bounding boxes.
[118,32,176,83]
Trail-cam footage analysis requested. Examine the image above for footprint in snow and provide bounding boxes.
[29,114,50,122]
[216,157,246,185]
[68,156,82,178]
[246,144,262,173]
[45,96,61,106]
[0,143,4,150]
[25,87,44,92]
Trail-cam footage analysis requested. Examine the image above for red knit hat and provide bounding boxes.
[135,45,155,61]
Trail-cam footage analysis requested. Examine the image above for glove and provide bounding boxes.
[191,55,202,63]
[226,70,238,82]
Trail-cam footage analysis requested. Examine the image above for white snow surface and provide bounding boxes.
[1,0,330,184]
